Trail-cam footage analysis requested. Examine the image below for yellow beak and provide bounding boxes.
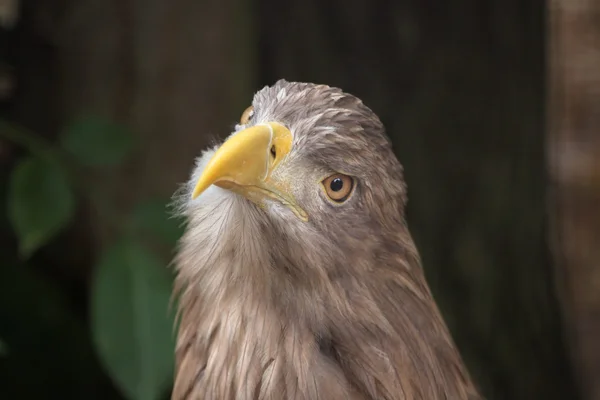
[191,122,307,221]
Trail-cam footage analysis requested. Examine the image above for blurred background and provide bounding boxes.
[0,0,598,399]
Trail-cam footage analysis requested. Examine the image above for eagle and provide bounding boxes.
[171,80,480,400]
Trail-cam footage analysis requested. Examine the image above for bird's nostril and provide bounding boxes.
[270,145,277,159]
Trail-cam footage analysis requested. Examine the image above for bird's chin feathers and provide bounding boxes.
[173,145,313,282]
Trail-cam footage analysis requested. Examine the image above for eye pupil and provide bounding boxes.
[330,178,344,192]
[322,173,354,203]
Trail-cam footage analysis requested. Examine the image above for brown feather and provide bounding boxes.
[171,80,482,399]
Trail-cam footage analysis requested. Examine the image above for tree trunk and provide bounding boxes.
[58,0,256,251]
[547,1,600,399]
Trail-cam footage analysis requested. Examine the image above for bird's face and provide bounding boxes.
[183,80,407,273]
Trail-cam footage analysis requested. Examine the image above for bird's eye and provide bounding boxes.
[321,174,354,203]
[240,106,254,124]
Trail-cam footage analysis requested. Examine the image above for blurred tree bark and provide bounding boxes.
[257,0,578,398]
[548,1,600,399]
[58,0,256,252]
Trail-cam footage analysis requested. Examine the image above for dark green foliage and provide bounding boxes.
[92,239,175,400]
[0,258,121,399]
[1,117,178,400]
[131,199,185,246]
[61,115,135,167]
[7,155,75,258]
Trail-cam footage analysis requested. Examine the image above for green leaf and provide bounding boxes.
[7,155,76,257]
[60,114,134,167]
[91,239,175,400]
[131,199,185,246]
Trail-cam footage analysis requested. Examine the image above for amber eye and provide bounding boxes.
[322,174,354,203]
[240,105,254,124]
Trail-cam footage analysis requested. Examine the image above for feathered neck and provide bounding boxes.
[171,187,480,400]
[172,190,352,399]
